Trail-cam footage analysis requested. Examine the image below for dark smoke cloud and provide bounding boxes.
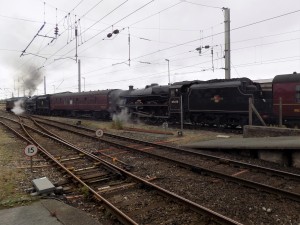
[16,65,43,96]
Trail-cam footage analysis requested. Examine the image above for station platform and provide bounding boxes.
[183,136,300,150]
[183,136,300,168]
[0,199,102,225]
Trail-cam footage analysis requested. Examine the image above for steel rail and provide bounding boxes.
[29,116,300,202]
[106,133,300,180]
[0,119,139,225]
[1,116,244,225]
[31,115,300,181]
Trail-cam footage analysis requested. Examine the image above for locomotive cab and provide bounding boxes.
[169,80,202,123]
[169,86,181,111]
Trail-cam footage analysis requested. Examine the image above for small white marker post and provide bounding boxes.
[95,129,104,137]
[24,144,38,172]
[96,129,103,148]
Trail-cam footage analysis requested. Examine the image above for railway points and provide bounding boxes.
[1,1,300,224]
[0,110,299,224]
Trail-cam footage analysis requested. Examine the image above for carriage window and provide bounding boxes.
[296,86,300,103]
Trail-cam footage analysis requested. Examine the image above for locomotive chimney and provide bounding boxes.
[129,85,134,91]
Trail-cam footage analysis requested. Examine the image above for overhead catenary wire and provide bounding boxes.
[23,28,300,89]
[47,29,297,89]
[12,0,110,82]
[57,56,225,90]
[37,0,130,65]
[47,48,217,86]
[20,22,46,57]
[124,8,300,62]
[17,3,300,94]
[41,30,300,87]
[57,54,300,91]
[19,3,300,71]
[0,13,46,24]
[232,9,300,32]
[182,0,223,10]
[14,0,88,72]
[128,1,183,27]
[43,0,177,68]
[38,0,155,70]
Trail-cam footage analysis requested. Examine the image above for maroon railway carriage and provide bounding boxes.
[5,97,27,112]
[272,72,300,126]
[50,90,123,119]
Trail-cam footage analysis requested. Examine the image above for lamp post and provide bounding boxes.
[82,77,85,92]
[165,59,170,85]
[52,85,55,94]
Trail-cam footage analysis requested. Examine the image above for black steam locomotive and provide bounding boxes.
[5,72,300,127]
[122,78,267,127]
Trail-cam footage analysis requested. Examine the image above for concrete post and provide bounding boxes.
[224,8,231,79]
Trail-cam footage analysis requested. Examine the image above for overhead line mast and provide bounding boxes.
[223,7,231,79]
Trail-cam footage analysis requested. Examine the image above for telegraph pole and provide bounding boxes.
[165,59,170,85]
[224,8,231,79]
[44,76,46,94]
[18,76,19,97]
[82,77,85,91]
[78,59,81,93]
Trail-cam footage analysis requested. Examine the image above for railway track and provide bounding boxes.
[28,115,300,201]
[0,115,243,225]
[13,115,300,224]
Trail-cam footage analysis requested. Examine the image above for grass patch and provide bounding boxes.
[111,119,123,130]
[0,128,30,208]
[80,186,90,199]
[0,196,36,209]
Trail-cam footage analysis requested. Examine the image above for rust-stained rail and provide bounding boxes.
[30,116,300,202]
[0,116,244,225]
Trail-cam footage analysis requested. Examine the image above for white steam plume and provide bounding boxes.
[112,108,130,123]
[11,99,25,115]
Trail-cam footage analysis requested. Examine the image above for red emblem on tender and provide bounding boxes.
[211,95,223,103]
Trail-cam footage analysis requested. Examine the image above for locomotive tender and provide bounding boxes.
[171,78,266,127]
[5,72,300,127]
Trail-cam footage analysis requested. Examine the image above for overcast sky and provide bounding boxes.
[0,0,300,98]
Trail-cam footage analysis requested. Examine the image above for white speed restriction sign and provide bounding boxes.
[24,144,38,157]
[95,129,104,137]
